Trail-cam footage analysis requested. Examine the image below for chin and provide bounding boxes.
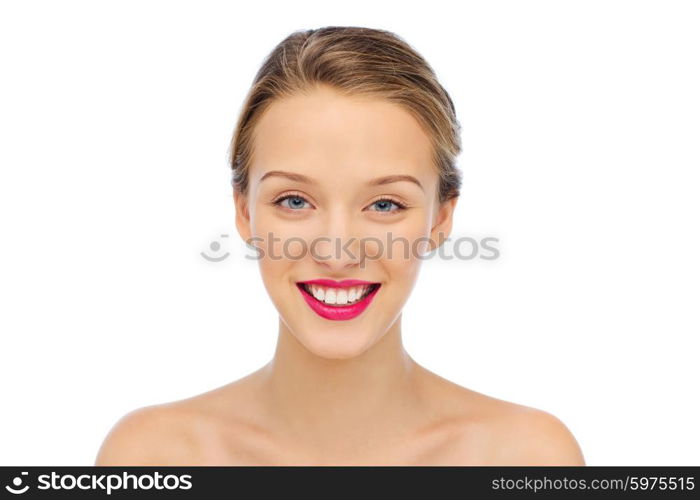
[292,326,381,360]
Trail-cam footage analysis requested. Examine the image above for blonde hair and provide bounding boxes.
[229,26,462,203]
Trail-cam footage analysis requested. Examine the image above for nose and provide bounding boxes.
[310,209,362,272]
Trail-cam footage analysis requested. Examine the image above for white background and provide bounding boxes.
[1,0,698,465]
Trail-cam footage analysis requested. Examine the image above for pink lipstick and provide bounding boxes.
[296,279,381,321]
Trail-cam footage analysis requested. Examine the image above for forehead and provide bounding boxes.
[250,85,436,186]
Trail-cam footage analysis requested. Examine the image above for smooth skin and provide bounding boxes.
[95,84,585,466]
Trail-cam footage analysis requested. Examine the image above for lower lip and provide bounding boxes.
[296,284,381,321]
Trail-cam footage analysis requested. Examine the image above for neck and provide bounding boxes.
[258,315,423,449]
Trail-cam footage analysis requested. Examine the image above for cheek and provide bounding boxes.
[252,210,318,262]
[371,216,432,263]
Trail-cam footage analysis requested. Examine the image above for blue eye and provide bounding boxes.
[368,198,406,213]
[275,195,310,210]
[273,194,407,213]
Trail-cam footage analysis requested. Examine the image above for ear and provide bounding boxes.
[428,196,458,252]
[233,189,252,243]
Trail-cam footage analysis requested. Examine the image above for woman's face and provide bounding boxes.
[235,84,457,359]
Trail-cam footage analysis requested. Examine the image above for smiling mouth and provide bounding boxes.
[296,282,381,306]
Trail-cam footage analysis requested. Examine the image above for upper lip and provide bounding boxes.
[297,279,380,289]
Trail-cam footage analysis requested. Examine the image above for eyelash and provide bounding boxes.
[271,192,408,214]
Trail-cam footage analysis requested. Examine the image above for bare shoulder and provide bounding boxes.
[94,402,199,466]
[95,375,265,466]
[417,369,585,465]
[485,402,586,465]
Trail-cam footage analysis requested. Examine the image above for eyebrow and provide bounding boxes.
[259,170,424,191]
[368,174,424,192]
[259,170,318,185]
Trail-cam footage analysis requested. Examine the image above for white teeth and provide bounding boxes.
[303,283,377,306]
